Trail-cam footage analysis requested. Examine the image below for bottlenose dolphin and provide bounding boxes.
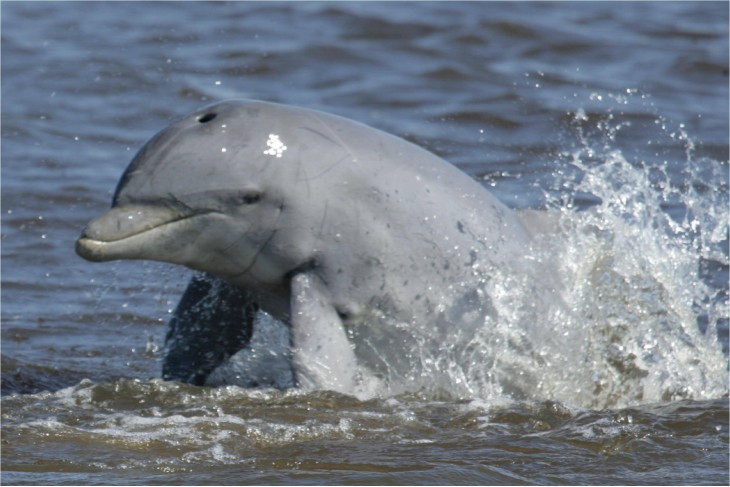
[76,99,533,393]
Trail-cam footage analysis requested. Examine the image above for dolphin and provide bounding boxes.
[76,99,533,393]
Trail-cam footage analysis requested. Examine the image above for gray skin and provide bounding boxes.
[76,99,532,393]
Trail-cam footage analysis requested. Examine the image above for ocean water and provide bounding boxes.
[1,1,728,485]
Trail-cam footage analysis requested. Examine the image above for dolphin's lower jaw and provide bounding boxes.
[75,237,125,262]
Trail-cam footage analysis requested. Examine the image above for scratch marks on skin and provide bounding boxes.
[318,200,329,240]
[228,227,279,281]
[298,153,351,183]
[294,113,359,182]
[210,204,285,281]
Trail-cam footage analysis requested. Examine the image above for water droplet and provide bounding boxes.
[263,134,287,158]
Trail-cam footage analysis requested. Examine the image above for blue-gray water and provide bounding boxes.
[1,1,728,485]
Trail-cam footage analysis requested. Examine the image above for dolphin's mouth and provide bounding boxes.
[75,204,214,262]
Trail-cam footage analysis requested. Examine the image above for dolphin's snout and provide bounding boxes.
[75,205,190,263]
[75,236,110,262]
[83,205,187,241]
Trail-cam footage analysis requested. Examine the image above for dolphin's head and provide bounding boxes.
[76,100,305,284]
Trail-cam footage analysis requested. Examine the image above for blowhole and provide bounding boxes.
[197,112,217,123]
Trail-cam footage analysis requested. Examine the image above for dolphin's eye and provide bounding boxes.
[197,113,217,123]
[241,192,262,205]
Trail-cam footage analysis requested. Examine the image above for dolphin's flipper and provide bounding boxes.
[290,273,358,393]
[162,273,256,386]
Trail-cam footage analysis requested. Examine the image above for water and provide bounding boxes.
[2,1,728,484]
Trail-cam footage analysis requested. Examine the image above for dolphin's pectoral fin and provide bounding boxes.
[289,273,358,393]
[162,273,256,386]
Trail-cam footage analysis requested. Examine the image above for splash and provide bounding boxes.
[453,93,729,408]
